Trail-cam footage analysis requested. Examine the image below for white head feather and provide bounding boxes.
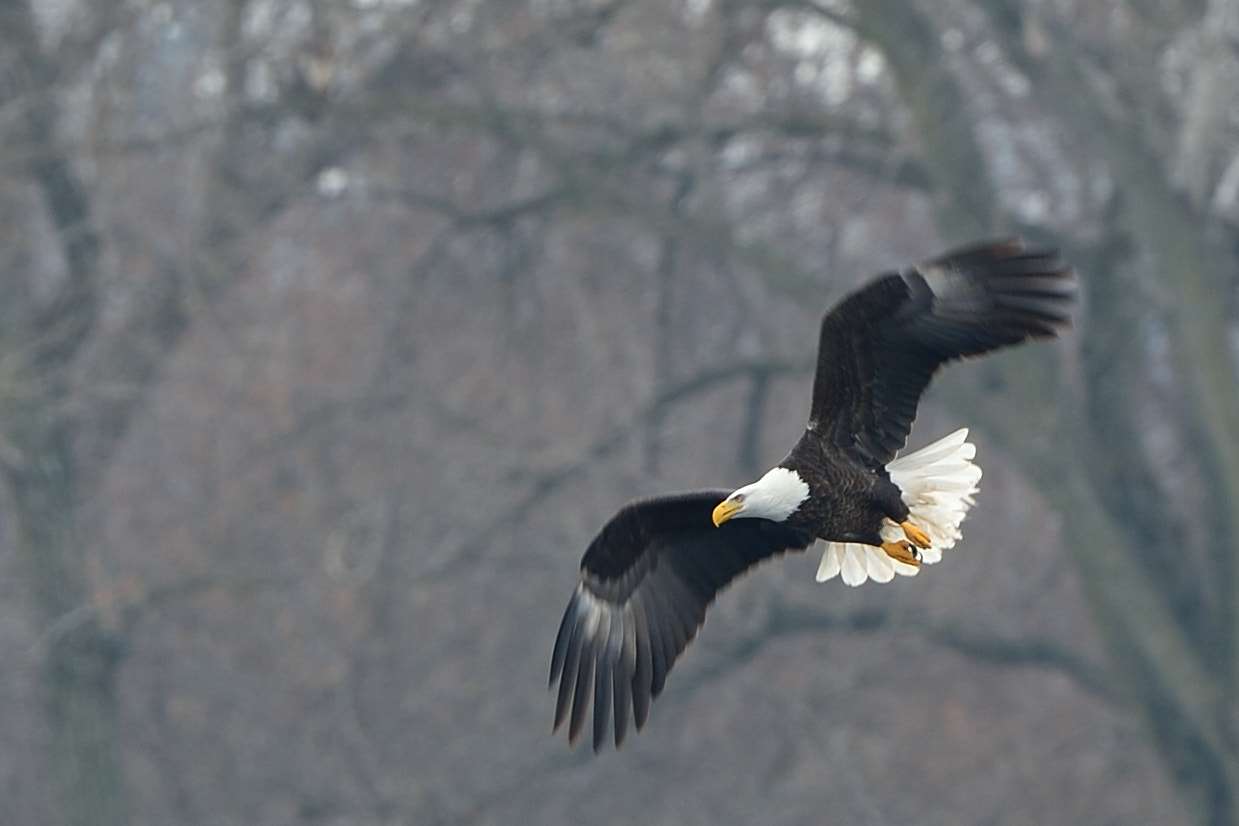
[716,466,809,523]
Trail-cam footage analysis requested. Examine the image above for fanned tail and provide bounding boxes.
[816,428,981,586]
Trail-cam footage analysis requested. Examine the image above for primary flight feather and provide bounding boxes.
[550,238,1076,751]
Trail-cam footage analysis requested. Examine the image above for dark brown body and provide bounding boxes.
[779,430,908,546]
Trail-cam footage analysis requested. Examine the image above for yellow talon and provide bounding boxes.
[901,520,932,550]
[880,539,921,567]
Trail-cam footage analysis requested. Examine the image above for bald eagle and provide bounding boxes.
[550,239,1076,751]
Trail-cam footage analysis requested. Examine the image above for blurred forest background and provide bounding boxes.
[4,0,1239,824]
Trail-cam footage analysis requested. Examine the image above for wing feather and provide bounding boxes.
[550,491,813,750]
[629,594,653,729]
[808,239,1075,464]
[568,639,596,746]
[612,612,636,746]
[552,609,584,732]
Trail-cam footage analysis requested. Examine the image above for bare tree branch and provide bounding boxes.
[673,600,1117,704]
[422,355,812,578]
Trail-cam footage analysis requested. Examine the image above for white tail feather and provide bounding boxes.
[815,428,981,586]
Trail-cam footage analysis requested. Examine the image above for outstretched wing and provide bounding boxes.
[550,491,813,751]
[808,239,1076,465]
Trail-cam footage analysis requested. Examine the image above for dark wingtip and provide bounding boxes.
[921,238,1078,339]
[566,633,596,745]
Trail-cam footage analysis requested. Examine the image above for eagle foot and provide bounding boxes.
[900,520,932,550]
[880,539,921,567]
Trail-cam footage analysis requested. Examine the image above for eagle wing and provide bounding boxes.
[808,239,1076,466]
[549,491,813,751]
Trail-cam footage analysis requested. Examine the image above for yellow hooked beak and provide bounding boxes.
[712,497,743,527]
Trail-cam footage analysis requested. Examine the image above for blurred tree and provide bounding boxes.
[946,4,1239,824]
[0,4,127,823]
[0,0,313,821]
[4,0,1239,824]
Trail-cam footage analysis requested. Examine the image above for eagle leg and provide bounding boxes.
[880,539,921,567]
[900,521,932,550]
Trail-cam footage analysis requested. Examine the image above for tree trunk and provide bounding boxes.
[3,415,127,826]
[0,3,128,821]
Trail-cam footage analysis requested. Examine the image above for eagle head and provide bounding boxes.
[712,467,810,526]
